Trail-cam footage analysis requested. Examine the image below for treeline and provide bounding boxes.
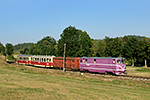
[14,43,32,54]
[93,36,150,67]
[0,26,150,67]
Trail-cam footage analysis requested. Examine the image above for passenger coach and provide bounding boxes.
[17,55,32,65]
[31,55,55,67]
[17,55,55,67]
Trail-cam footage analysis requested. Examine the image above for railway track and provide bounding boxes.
[8,62,150,82]
[118,75,150,81]
[76,71,150,82]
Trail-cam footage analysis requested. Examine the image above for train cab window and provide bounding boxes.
[42,58,43,62]
[94,59,96,63]
[117,60,121,64]
[72,60,74,63]
[123,59,125,64]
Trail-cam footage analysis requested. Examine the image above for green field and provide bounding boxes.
[0,56,150,100]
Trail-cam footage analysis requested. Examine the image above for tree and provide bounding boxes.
[6,43,13,55]
[28,36,57,55]
[28,43,37,55]
[104,37,122,57]
[94,40,106,57]
[122,37,138,66]
[57,26,93,57]
[20,48,29,54]
[0,42,5,55]
[136,37,150,67]
[36,36,56,55]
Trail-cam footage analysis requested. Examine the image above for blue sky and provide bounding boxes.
[0,0,150,45]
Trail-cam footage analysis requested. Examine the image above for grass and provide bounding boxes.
[136,68,150,72]
[126,66,150,76]
[0,56,150,100]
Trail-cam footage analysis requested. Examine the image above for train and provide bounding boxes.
[17,55,126,75]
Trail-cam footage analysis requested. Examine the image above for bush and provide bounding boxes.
[7,55,15,60]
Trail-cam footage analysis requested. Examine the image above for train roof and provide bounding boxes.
[81,57,125,59]
[17,55,55,58]
[17,55,32,57]
[32,55,55,58]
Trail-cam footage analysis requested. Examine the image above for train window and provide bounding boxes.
[72,60,74,62]
[80,59,82,63]
[47,58,49,62]
[117,60,121,64]
[113,59,115,64]
[83,58,85,63]
[35,58,37,61]
[49,58,51,62]
[44,58,46,62]
[42,58,43,62]
[123,59,125,64]
[94,59,96,63]
[85,59,87,63]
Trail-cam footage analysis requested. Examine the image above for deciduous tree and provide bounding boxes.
[6,43,13,55]
[57,26,93,57]
[122,37,138,66]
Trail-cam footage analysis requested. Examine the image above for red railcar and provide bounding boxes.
[31,55,55,67]
[17,55,55,67]
[17,55,32,65]
[53,57,80,70]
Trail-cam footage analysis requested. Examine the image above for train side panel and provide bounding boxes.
[80,57,126,75]
[17,55,32,65]
[53,57,80,70]
[31,56,54,67]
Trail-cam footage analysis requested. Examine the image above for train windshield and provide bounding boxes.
[117,59,125,64]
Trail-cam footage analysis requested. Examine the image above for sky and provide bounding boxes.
[0,0,150,45]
